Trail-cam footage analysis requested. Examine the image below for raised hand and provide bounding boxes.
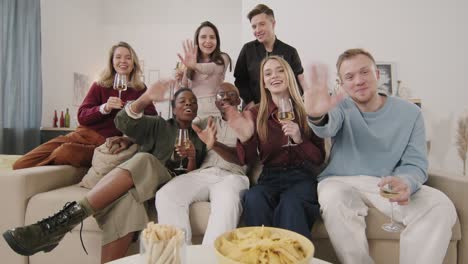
[104,96,124,112]
[303,64,345,118]
[177,39,197,70]
[224,105,255,143]
[192,117,217,149]
[146,79,174,103]
[280,120,302,144]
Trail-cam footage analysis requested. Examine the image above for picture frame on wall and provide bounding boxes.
[73,72,90,106]
[376,62,396,96]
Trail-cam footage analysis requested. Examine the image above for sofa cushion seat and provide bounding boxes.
[26,184,462,242]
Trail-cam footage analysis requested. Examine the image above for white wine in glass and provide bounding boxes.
[380,184,405,232]
[113,73,127,99]
[174,129,189,172]
[277,97,297,147]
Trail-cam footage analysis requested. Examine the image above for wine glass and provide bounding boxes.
[277,97,297,147]
[174,129,189,172]
[380,184,405,232]
[113,73,127,99]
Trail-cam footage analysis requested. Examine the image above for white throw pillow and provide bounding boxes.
[79,143,139,189]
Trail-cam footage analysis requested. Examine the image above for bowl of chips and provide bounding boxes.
[214,226,314,264]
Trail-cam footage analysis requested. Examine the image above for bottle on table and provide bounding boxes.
[53,110,58,128]
[65,108,70,128]
[59,111,65,128]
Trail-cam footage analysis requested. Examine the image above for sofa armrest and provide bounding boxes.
[0,165,87,226]
[426,170,468,264]
[0,165,87,264]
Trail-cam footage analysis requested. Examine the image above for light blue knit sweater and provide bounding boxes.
[308,95,428,194]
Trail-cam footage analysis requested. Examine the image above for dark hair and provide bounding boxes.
[171,88,195,108]
[247,4,275,21]
[187,21,232,80]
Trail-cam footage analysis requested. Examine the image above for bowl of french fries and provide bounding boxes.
[214,226,314,264]
[140,222,186,264]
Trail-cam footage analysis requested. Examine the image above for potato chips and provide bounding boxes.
[140,222,185,264]
[216,226,311,264]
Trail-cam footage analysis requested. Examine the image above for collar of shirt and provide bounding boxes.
[254,36,283,55]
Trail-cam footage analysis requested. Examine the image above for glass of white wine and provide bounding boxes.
[174,128,190,172]
[380,184,405,232]
[277,97,297,147]
[113,73,127,99]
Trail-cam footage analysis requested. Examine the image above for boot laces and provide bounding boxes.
[37,202,88,255]
[38,202,77,232]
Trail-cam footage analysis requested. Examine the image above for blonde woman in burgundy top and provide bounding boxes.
[177,21,231,118]
[13,41,156,169]
[226,56,325,239]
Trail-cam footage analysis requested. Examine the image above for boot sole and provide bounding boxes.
[2,230,58,256]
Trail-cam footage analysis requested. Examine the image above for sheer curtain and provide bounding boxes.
[0,0,42,154]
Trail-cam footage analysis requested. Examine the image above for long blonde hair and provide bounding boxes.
[257,55,311,143]
[97,41,145,90]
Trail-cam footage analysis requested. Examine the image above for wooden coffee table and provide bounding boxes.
[107,244,332,264]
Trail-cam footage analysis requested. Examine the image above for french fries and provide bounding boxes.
[217,226,307,264]
[140,222,185,264]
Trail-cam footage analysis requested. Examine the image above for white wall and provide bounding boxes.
[242,0,468,176]
[41,0,468,175]
[41,0,242,122]
[41,0,106,128]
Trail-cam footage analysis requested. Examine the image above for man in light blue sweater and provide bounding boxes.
[304,48,456,264]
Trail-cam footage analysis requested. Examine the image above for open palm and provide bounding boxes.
[192,117,217,149]
[224,105,254,143]
[303,65,344,117]
[177,39,197,69]
[147,79,173,103]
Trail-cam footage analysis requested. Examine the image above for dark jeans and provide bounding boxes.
[242,166,320,239]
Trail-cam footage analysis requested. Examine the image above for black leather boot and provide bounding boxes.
[3,201,89,256]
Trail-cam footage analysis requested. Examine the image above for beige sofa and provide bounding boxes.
[0,164,466,264]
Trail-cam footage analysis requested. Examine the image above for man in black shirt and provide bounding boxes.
[234,4,305,107]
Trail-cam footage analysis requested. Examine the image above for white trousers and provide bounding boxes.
[318,176,457,264]
[155,167,249,245]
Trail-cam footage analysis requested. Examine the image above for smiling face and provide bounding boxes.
[262,58,289,97]
[339,54,380,105]
[197,26,217,59]
[172,90,198,124]
[250,13,275,44]
[215,83,241,115]
[112,47,134,76]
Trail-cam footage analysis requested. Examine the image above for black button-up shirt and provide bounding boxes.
[234,38,304,105]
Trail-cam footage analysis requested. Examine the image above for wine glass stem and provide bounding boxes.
[179,159,183,169]
[390,202,395,223]
[287,136,292,145]
[118,90,121,99]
